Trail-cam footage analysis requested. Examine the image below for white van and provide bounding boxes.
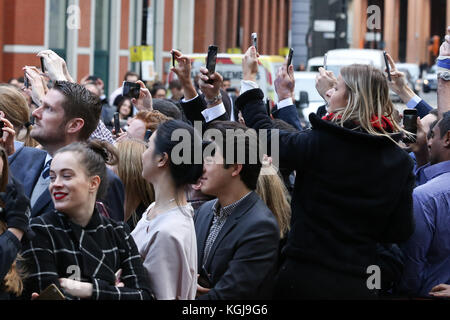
[293,72,325,120]
[306,56,325,72]
[325,49,385,76]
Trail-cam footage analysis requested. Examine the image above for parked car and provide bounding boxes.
[396,62,422,94]
[423,64,438,93]
[293,71,326,121]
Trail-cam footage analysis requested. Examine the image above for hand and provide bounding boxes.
[59,278,93,299]
[131,80,153,111]
[0,178,30,234]
[23,66,48,107]
[198,67,223,105]
[171,49,197,100]
[31,293,40,300]
[171,50,192,84]
[37,50,73,82]
[0,117,16,156]
[439,26,450,57]
[384,53,415,103]
[243,46,259,82]
[196,284,211,297]
[429,284,450,298]
[316,67,337,101]
[274,63,295,101]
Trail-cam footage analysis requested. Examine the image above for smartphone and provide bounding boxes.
[403,109,418,143]
[0,120,4,139]
[144,129,153,143]
[40,57,46,73]
[287,48,294,67]
[24,71,29,89]
[35,283,65,300]
[266,99,271,116]
[251,33,258,52]
[383,51,392,82]
[123,81,141,99]
[114,112,121,136]
[171,51,176,68]
[323,53,328,70]
[206,45,219,76]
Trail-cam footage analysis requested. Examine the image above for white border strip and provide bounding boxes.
[3,45,46,53]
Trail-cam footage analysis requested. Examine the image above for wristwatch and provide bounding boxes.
[205,93,222,106]
[438,71,450,81]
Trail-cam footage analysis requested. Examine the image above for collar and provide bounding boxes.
[213,191,253,218]
[45,153,52,164]
[423,160,450,181]
[322,113,395,133]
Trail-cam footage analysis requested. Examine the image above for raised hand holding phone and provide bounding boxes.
[383,51,392,82]
[251,33,258,52]
[206,45,219,81]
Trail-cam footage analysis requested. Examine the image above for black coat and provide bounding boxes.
[238,89,415,297]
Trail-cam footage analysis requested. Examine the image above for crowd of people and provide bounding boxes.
[0,26,449,300]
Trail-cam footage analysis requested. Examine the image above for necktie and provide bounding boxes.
[42,160,52,179]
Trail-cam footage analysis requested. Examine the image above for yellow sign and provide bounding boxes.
[129,46,154,62]
[279,47,290,57]
[141,46,154,61]
[227,48,242,54]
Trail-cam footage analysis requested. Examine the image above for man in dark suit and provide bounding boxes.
[8,81,124,221]
[195,121,279,300]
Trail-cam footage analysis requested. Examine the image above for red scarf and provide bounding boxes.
[322,113,394,133]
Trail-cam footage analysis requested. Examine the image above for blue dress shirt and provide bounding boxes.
[399,160,450,296]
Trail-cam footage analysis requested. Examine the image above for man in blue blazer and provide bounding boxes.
[195,121,279,300]
[8,82,124,221]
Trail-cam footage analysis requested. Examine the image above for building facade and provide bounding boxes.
[1,0,292,94]
[350,0,450,65]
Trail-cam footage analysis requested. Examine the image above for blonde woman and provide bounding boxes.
[238,47,415,299]
[113,139,154,230]
[0,85,37,148]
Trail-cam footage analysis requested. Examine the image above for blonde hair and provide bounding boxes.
[0,147,25,296]
[256,165,291,238]
[333,64,410,143]
[114,139,154,223]
[0,85,38,147]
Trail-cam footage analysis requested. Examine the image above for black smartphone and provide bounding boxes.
[171,51,176,68]
[0,120,4,139]
[251,33,258,52]
[383,51,392,82]
[40,57,46,73]
[206,45,219,76]
[287,48,294,67]
[24,71,29,89]
[123,81,141,99]
[403,109,418,143]
[35,283,65,300]
[266,99,271,116]
[114,112,121,136]
[144,129,152,143]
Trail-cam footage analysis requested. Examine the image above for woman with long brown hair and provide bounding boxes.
[0,147,30,300]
